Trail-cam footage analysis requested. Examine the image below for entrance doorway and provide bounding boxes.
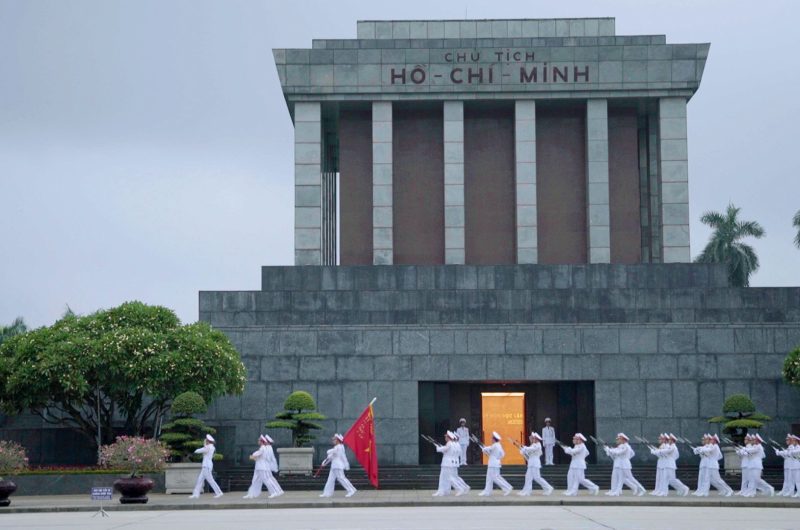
[481,392,525,465]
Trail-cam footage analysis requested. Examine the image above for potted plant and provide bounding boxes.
[708,394,771,474]
[0,440,28,507]
[266,391,326,475]
[783,346,800,436]
[159,391,221,494]
[99,435,169,504]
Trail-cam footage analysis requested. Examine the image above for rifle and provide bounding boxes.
[589,435,606,448]
[674,436,698,450]
[469,433,486,450]
[508,438,529,461]
[420,434,441,447]
[721,436,745,450]
[634,435,657,451]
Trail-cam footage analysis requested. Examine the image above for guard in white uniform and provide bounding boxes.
[604,433,646,496]
[244,434,284,499]
[542,418,556,465]
[692,434,732,497]
[433,431,467,497]
[456,418,470,466]
[479,432,513,496]
[518,432,553,496]
[776,434,800,497]
[650,433,689,496]
[736,434,774,497]
[562,433,599,496]
[320,434,356,498]
[190,434,223,498]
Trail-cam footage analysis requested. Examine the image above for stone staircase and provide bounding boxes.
[215,464,786,493]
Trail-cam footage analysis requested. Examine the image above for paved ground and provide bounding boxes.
[1,505,800,530]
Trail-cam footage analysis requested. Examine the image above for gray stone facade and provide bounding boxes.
[200,263,800,466]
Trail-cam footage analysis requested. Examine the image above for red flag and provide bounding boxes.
[343,401,379,488]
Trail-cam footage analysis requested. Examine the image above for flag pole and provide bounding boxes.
[369,397,377,406]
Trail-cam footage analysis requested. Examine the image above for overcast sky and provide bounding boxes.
[1,0,798,328]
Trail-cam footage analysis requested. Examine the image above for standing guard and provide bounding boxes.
[604,433,646,496]
[561,433,599,496]
[320,434,357,498]
[456,418,470,466]
[542,418,556,465]
[518,432,553,496]
[479,432,513,496]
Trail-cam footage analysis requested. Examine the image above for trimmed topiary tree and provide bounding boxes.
[159,392,220,462]
[266,391,326,447]
[783,346,800,388]
[708,394,772,445]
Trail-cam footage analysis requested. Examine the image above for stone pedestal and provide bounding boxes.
[722,446,741,476]
[277,447,314,475]
[165,462,202,494]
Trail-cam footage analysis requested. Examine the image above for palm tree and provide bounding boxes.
[0,317,27,346]
[695,204,765,287]
[793,210,800,249]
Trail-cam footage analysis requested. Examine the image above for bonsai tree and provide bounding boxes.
[708,394,771,445]
[266,391,326,447]
[159,391,221,462]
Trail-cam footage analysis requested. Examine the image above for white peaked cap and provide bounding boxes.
[492,431,501,441]
[544,417,551,422]
[712,434,720,443]
[754,434,764,443]
[617,433,629,441]
[334,433,344,442]
[259,434,268,444]
[791,435,800,441]
[459,418,466,423]
[452,432,460,441]
[206,434,215,443]
[446,430,456,440]
[669,433,677,440]
[575,433,587,442]
[531,432,542,440]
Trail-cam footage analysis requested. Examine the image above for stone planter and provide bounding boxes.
[165,462,202,494]
[722,446,741,475]
[113,476,155,504]
[0,480,17,507]
[277,447,314,475]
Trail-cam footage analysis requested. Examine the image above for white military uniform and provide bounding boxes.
[321,442,356,497]
[692,441,732,496]
[434,436,467,496]
[776,439,800,497]
[518,438,553,495]
[562,440,599,496]
[245,442,283,498]
[604,441,645,496]
[479,438,513,496]
[650,439,689,496]
[737,442,774,497]
[191,442,223,498]
[542,424,556,465]
[456,424,470,466]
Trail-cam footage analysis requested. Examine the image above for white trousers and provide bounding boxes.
[322,468,356,497]
[481,467,512,495]
[739,468,773,497]
[653,468,689,495]
[779,468,800,496]
[192,467,222,497]
[247,469,283,498]
[608,468,644,495]
[544,444,554,465]
[459,443,468,465]
[694,468,732,496]
[565,468,597,495]
[435,467,466,496]
[519,467,552,495]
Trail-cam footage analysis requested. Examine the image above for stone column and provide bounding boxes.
[294,102,322,265]
[372,102,393,265]
[444,101,465,264]
[515,100,537,264]
[586,99,611,263]
[659,97,691,263]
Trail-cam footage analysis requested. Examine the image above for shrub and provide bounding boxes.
[0,440,29,479]
[783,347,800,387]
[99,436,169,477]
[159,391,220,462]
[708,394,771,444]
[266,391,326,447]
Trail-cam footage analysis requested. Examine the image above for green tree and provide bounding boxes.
[708,394,771,445]
[0,302,246,451]
[0,317,27,346]
[793,210,800,248]
[266,391,326,447]
[695,204,765,287]
[784,346,800,388]
[159,391,219,462]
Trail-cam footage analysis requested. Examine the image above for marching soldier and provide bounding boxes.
[518,432,553,496]
[479,432,513,496]
[456,418,470,466]
[433,431,467,497]
[692,434,732,497]
[776,434,800,497]
[542,418,556,465]
[649,433,689,496]
[561,433,599,496]
[189,434,224,499]
[320,434,357,498]
[243,434,283,499]
[737,434,774,497]
[604,433,646,496]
